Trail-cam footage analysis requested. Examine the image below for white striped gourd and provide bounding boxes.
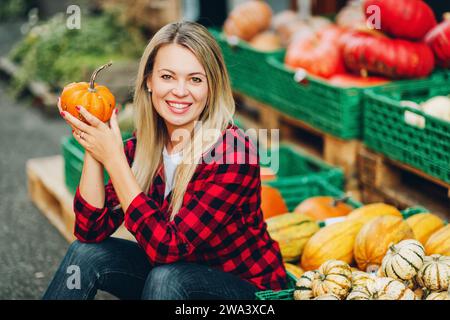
[347,277,417,300]
[416,254,450,291]
[293,270,320,300]
[380,239,425,281]
[311,260,352,299]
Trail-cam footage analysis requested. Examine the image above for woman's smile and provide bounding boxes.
[166,100,193,114]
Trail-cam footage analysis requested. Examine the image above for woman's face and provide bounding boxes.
[147,43,209,135]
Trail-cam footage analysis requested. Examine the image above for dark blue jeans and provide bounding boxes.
[42,238,259,300]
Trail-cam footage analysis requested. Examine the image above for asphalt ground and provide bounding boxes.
[0,21,114,300]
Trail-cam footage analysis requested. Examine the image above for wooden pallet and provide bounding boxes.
[233,91,361,192]
[358,146,450,220]
[26,155,135,242]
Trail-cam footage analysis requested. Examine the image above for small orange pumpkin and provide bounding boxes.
[261,185,288,219]
[294,196,353,221]
[60,62,116,123]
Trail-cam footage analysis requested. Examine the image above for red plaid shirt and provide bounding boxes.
[73,125,288,291]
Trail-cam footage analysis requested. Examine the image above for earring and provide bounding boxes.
[148,88,152,94]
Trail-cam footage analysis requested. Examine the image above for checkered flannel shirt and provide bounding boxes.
[73,125,288,291]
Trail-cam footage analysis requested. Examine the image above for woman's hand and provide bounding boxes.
[58,98,124,167]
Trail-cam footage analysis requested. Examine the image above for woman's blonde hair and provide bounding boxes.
[132,21,235,221]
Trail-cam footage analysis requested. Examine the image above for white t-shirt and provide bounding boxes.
[163,146,183,198]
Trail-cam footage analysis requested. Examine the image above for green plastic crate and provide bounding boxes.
[264,173,358,215]
[260,144,344,211]
[363,79,450,184]
[232,118,346,210]
[256,288,295,301]
[210,28,284,105]
[265,52,390,139]
[254,270,298,300]
[61,132,134,195]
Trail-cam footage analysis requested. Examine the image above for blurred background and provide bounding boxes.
[0,0,449,300]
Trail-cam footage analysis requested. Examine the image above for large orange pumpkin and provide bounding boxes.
[224,0,272,41]
[354,216,415,272]
[294,196,353,221]
[346,203,402,224]
[406,213,445,244]
[60,62,116,123]
[261,185,288,219]
[300,219,365,271]
[425,224,450,256]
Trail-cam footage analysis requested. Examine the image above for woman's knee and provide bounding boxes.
[65,239,116,269]
[141,264,190,300]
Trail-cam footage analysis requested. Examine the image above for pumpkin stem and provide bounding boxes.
[360,69,368,78]
[388,243,397,253]
[89,62,112,92]
[331,196,350,207]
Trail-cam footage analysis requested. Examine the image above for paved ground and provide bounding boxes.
[0,21,114,300]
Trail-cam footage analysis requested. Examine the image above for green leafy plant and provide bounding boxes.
[8,12,145,96]
[0,0,36,21]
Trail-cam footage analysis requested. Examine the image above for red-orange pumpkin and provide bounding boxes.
[425,14,450,68]
[342,31,435,79]
[261,185,288,219]
[285,26,346,78]
[363,0,437,40]
[60,62,116,123]
[294,196,353,221]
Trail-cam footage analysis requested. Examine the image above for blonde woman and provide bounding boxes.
[43,21,287,300]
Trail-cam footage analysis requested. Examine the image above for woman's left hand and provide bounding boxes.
[61,105,124,167]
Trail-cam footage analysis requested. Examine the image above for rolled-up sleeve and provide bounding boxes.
[73,136,136,242]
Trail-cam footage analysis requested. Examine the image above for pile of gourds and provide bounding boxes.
[223,0,331,52]
[293,240,450,300]
[265,199,450,298]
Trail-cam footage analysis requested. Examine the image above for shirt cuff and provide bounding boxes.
[74,186,108,218]
[124,192,159,234]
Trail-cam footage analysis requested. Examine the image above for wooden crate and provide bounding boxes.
[234,91,362,193]
[27,155,135,242]
[358,146,450,220]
